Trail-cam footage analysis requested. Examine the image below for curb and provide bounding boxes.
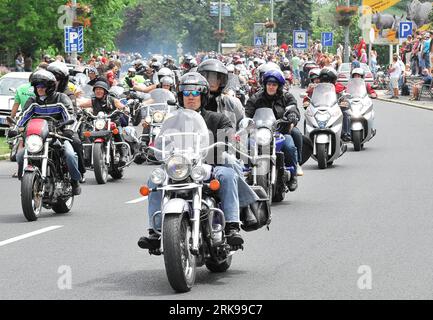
[377,97,433,112]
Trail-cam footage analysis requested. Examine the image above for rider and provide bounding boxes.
[78,81,129,166]
[351,68,377,98]
[302,68,321,108]
[137,72,258,251]
[245,69,304,186]
[15,70,82,195]
[122,67,145,89]
[158,76,175,93]
[197,59,244,128]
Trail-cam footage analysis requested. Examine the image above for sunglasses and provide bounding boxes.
[182,90,201,97]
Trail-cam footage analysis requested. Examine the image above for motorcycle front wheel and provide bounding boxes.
[316,143,328,169]
[93,143,108,184]
[21,171,43,221]
[163,213,196,293]
[352,130,363,152]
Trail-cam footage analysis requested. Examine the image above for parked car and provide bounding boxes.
[337,63,374,85]
[0,72,32,133]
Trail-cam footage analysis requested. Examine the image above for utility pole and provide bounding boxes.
[218,0,222,54]
[344,0,350,63]
[71,0,77,65]
[271,0,274,33]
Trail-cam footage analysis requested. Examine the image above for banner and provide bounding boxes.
[362,0,432,45]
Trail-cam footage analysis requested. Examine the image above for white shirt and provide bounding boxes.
[390,62,401,79]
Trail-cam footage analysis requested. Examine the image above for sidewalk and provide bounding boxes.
[376,90,433,111]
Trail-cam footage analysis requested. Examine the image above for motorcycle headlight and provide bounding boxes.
[256,128,273,146]
[166,155,191,181]
[315,112,331,129]
[191,166,206,181]
[95,119,106,130]
[26,135,43,153]
[150,167,167,185]
[153,111,165,123]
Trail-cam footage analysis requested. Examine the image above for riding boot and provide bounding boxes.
[225,222,244,246]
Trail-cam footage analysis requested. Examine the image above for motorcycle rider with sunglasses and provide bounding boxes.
[137,72,258,252]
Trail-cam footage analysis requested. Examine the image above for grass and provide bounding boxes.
[0,136,9,155]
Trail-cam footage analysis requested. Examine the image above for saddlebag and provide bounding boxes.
[240,185,271,232]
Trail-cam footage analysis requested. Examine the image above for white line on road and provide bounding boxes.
[0,226,63,247]
[125,196,148,204]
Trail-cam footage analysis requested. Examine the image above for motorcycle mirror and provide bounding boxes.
[239,118,254,129]
[167,100,177,106]
[299,93,307,99]
[9,87,16,94]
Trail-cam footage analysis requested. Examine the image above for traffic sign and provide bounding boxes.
[255,37,264,47]
[267,32,277,46]
[399,21,413,39]
[321,32,333,47]
[293,30,308,49]
[65,26,84,53]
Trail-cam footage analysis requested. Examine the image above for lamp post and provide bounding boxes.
[71,0,77,65]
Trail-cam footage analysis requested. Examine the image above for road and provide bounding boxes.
[1,88,433,300]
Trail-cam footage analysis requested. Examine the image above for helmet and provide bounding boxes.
[257,62,281,85]
[263,70,285,87]
[160,76,174,87]
[30,69,57,96]
[47,61,70,92]
[283,58,290,66]
[226,64,235,73]
[351,67,365,78]
[197,58,228,89]
[189,58,198,68]
[88,66,98,75]
[133,59,143,67]
[93,81,110,93]
[234,59,243,65]
[128,67,136,74]
[151,61,162,72]
[319,68,338,84]
[308,68,321,79]
[184,54,193,62]
[157,67,174,83]
[177,72,209,108]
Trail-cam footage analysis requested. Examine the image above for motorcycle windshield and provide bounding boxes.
[143,88,176,112]
[154,109,209,161]
[346,78,367,99]
[311,83,337,108]
[109,86,125,99]
[253,108,276,128]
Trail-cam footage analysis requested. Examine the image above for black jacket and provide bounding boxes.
[23,92,74,115]
[200,107,233,138]
[245,89,300,120]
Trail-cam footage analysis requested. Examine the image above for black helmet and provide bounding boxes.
[30,69,57,96]
[47,61,70,92]
[93,81,110,93]
[177,72,209,108]
[319,68,337,84]
[197,59,228,90]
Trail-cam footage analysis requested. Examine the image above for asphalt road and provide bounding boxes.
[1,88,433,300]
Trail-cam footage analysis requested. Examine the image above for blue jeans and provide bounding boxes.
[17,140,81,181]
[423,52,431,69]
[147,165,254,231]
[342,108,351,136]
[281,134,297,169]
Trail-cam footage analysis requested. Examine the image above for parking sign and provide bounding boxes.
[399,22,413,39]
[293,30,308,49]
[65,27,84,53]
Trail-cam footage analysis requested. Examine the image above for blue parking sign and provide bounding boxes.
[293,30,308,49]
[65,27,84,53]
[321,32,333,47]
[399,22,413,39]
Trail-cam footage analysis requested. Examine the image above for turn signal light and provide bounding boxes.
[139,186,151,196]
[209,179,220,191]
[112,128,119,135]
[84,131,91,138]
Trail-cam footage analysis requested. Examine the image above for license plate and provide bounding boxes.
[0,117,7,125]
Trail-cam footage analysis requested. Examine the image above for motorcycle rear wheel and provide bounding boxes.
[21,171,43,221]
[205,255,232,273]
[352,130,363,151]
[163,213,196,293]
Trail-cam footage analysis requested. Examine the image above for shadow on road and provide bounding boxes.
[0,213,27,224]
[76,268,247,298]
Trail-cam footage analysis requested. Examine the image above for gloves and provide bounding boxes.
[284,113,298,127]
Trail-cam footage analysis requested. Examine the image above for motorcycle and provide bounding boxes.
[17,106,76,221]
[283,70,293,90]
[124,90,151,126]
[82,109,136,184]
[345,78,376,151]
[134,88,177,164]
[302,83,347,169]
[372,66,389,90]
[139,109,256,292]
[238,108,296,204]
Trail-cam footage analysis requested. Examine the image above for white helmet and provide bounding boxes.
[351,67,365,78]
[226,64,235,73]
[308,68,321,79]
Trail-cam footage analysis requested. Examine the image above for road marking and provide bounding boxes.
[125,196,148,204]
[0,226,63,247]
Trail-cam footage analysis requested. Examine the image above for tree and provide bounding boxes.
[275,0,313,45]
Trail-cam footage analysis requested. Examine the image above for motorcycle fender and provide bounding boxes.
[315,134,330,144]
[162,198,190,216]
[24,165,38,173]
[94,138,105,143]
[351,122,364,131]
